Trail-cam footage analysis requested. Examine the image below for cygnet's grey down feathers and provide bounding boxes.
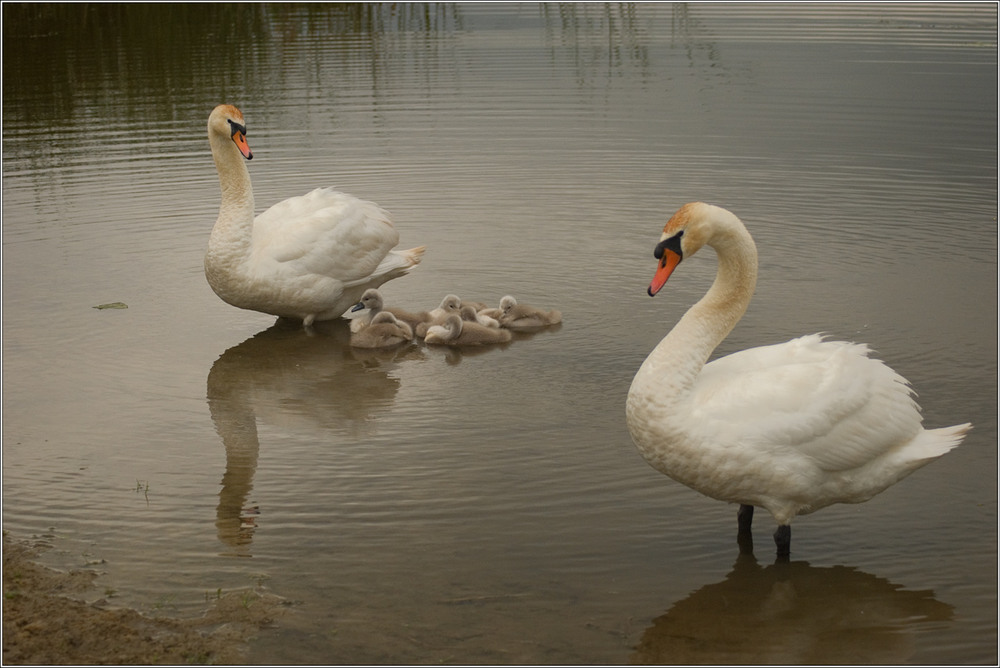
[424,314,512,346]
[350,311,414,348]
[497,295,562,329]
[350,288,432,333]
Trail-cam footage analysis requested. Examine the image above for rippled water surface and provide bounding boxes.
[3,3,997,664]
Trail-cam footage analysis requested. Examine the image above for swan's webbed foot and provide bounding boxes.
[774,524,791,559]
[737,504,754,554]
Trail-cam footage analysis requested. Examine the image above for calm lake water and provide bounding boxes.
[3,3,997,664]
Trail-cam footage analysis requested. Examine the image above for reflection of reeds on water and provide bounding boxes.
[2,3,463,126]
[631,553,954,665]
[539,2,650,82]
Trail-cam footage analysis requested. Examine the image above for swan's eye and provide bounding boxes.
[654,231,684,260]
[227,119,247,138]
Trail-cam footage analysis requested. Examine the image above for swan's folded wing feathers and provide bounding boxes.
[693,336,922,473]
[252,189,399,281]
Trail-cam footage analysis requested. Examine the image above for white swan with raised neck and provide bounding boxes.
[625,201,970,556]
[204,104,425,326]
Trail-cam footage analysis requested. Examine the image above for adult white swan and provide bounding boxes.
[204,104,426,326]
[625,202,970,557]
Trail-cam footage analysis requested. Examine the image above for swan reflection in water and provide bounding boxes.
[631,547,954,665]
[206,318,420,555]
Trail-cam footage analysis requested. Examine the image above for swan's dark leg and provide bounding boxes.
[737,504,754,554]
[737,504,754,532]
[774,524,791,558]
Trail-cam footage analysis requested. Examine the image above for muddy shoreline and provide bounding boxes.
[2,533,286,665]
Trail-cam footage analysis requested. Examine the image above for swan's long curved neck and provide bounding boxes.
[208,134,255,256]
[636,222,758,400]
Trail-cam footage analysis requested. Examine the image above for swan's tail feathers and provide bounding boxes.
[360,245,427,288]
[387,245,426,279]
[397,245,427,269]
[910,423,972,462]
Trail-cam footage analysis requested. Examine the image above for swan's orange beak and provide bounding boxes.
[233,131,253,160]
[649,249,681,297]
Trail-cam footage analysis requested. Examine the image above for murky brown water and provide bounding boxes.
[3,3,996,664]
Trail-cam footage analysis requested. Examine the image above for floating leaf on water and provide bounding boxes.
[93,302,128,310]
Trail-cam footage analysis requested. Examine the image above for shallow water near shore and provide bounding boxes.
[3,3,997,664]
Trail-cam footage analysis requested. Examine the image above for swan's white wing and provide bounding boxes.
[691,335,922,473]
[251,188,399,282]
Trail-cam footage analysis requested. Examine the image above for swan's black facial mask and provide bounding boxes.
[228,119,247,138]
[654,231,684,261]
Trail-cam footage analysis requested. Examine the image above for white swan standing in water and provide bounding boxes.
[204,104,425,326]
[625,202,971,556]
